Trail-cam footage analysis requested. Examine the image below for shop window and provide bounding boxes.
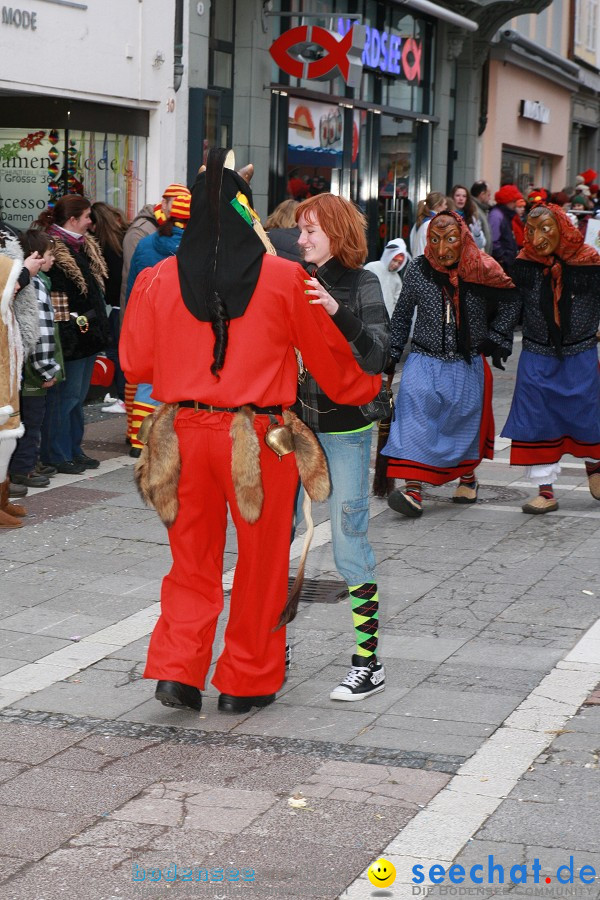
[501,149,539,195]
[0,128,146,229]
[378,117,417,249]
[286,97,359,199]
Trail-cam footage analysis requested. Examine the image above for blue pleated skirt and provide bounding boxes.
[501,348,600,465]
[382,353,490,484]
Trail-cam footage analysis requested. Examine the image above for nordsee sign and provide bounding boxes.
[1,7,37,28]
[520,99,550,124]
[337,17,422,83]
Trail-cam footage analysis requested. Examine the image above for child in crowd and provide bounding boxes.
[9,230,63,489]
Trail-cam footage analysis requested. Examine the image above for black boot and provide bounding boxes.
[155,680,202,711]
[218,693,276,713]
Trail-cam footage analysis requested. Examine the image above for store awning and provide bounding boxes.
[392,0,478,32]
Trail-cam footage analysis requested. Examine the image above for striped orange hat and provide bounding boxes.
[162,182,189,198]
[170,192,191,224]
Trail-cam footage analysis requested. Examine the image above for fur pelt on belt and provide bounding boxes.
[134,403,180,527]
[282,410,329,500]
[229,407,330,523]
[230,406,264,524]
[135,403,330,541]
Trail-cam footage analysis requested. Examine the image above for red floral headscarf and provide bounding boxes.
[424,210,514,324]
[518,203,600,329]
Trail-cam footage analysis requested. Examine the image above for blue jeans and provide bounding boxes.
[10,394,47,475]
[296,428,376,586]
[41,356,95,463]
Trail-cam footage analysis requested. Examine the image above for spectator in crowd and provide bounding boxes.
[451,184,486,249]
[9,230,63,491]
[126,192,191,457]
[37,195,109,474]
[551,191,572,210]
[471,180,493,253]
[488,184,523,271]
[512,197,527,248]
[0,230,42,526]
[294,193,390,702]
[410,192,448,257]
[264,199,302,263]
[287,168,310,201]
[527,188,549,207]
[364,238,409,318]
[90,202,128,414]
[120,183,189,442]
[570,195,592,239]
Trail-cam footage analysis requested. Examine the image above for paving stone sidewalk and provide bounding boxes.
[415,694,600,900]
[0,344,599,899]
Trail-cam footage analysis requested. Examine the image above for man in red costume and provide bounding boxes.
[120,149,381,715]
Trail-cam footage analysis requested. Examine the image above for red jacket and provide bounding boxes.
[120,253,381,408]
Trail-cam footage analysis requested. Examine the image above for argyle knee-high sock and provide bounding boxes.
[349,582,379,658]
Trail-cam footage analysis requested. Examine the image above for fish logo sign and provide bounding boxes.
[270,24,366,89]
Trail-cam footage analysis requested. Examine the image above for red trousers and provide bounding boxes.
[144,408,298,696]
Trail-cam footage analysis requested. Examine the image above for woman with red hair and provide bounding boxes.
[295,193,390,702]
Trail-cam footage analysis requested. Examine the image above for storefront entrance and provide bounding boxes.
[0,96,148,229]
[271,89,432,259]
[501,148,552,196]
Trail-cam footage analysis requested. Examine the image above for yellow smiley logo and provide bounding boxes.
[367,857,397,888]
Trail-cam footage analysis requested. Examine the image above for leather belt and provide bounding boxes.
[179,401,283,416]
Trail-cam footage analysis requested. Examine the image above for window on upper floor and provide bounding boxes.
[586,0,598,50]
[575,0,583,46]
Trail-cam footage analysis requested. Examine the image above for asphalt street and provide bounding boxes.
[0,339,599,900]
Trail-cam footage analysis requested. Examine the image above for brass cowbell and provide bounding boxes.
[264,415,294,460]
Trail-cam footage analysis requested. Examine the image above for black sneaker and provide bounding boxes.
[55,461,86,475]
[74,454,100,469]
[330,654,385,702]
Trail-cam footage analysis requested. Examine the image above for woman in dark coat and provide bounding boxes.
[38,195,109,474]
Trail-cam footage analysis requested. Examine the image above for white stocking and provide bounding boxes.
[525,462,561,487]
[0,438,17,483]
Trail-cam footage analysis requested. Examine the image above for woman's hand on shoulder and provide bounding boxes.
[303,276,339,316]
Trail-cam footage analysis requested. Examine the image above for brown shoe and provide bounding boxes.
[453,481,479,504]
[0,478,26,520]
[3,500,26,517]
[522,494,558,515]
[0,507,23,528]
[588,472,600,501]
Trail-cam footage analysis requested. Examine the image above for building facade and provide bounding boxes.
[0,0,178,229]
[3,0,588,253]
[479,1,576,195]
[571,0,600,184]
